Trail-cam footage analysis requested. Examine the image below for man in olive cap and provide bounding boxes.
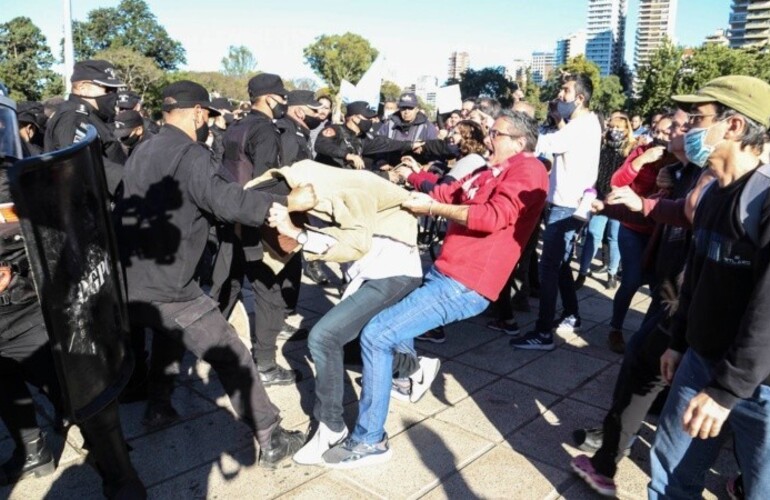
[644,75,770,499]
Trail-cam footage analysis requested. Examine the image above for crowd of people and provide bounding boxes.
[1,57,769,499]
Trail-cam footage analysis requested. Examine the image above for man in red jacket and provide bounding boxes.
[321,110,549,468]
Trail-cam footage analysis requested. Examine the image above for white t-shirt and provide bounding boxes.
[535,111,602,208]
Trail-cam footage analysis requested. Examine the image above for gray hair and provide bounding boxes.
[498,109,539,151]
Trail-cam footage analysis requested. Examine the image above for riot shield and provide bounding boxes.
[8,125,132,422]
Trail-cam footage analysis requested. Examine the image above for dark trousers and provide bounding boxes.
[0,302,61,446]
[308,276,422,432]
[219,248,302,367]
[591,295,669,477]
[1,302,144,497]
[129,294,280,432]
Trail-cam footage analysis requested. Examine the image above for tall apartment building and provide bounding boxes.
[506,59,530,87]
[447,51,470,81]
[555,31,588,66]
[729,0,770,48]
[531,51,555,86]
[704,28,730,46]
[634,0,678,74]
[585,0,627,76]
[413,75,439,108]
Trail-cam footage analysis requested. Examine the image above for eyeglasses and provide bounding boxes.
[685,113,716,125]
[489,129,516,139]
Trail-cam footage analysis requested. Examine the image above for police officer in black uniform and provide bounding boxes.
[0,85,145,497]
[116,80,310,467]
[216,73,299,386]
[45,60,126,196]
[16,102,46,158]
[313,101,420,174]
[118,90,160,135]
[113,110,149,157]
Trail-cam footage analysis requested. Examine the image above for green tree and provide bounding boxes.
[303,33,378,93]
[457,66,518,107]
[94,46,162,98]
[675,43,755,95]
[632,39,684,118]
[380,80,401,101]
[0,17,60,101]
[594,75,627,116]
[221,45,257,77]
[287,77,319,92]
[73,0,185,70]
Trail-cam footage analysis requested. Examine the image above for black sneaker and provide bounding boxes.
[486,319,521,336]
[277,322,309,341]
[258,365,299,387]
[416,326,446,344]
[509,331,555,351]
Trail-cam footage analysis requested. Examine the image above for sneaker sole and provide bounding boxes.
[555,326,582,335]
[324,448,392,469]
[570,461,617,497]
[510,342,555,351]
[293,431,349,466]
[390,389,411,402]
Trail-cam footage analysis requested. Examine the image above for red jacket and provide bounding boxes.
[428,152,548,301]
[610,144,672,235]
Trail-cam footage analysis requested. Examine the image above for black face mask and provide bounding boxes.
[196,122,209,143]
[304,115,323,130]
[651,137,669,149]
[120,133,140,147]
[92,92,119,122]
[270,99,287,120]
[357,119,372,135]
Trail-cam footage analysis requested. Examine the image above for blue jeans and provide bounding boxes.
[578,215,620,275]
[351,266,490,444]
[649,349,770,499]
[308,275,421,433]
[610,225,653,330]
[536,205,585,333]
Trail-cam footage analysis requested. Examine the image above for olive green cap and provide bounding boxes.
[672,75,770,128]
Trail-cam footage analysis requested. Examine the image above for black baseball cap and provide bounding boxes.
[17,101,46,130]
[248,73,288,99]
[287,90,322,109]
[117,91,141,110]
[71,59,124,87]
[113,110,144,138]
[345,101,377,118]
[398,92,418,109]
[210,97,234,112]
[160,80,221,116]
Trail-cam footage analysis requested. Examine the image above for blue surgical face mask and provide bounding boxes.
[557,99,577,121]
[684,123,722,168]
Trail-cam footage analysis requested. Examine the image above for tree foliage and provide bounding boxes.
[457,66,518,107]
[595,75,627,116]
[380,80,401,101]
[73,0,185,70]
[303,33,378,93]
[0,17,60,101]
[221,45,257,77]
[287,77,319,92]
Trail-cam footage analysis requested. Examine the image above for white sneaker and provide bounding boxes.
[410,357,441,403]
[293,422,348,465]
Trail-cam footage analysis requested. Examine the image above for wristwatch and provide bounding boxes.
[296,230,309,246]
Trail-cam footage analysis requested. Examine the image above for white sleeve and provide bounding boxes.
[303,229,338,255]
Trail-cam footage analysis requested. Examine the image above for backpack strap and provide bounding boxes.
[739,163,770,246]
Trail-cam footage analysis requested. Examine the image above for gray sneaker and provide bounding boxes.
[322,435,392,469]
[555,314,582,335]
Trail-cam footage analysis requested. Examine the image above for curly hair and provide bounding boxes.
[454,120,488,157]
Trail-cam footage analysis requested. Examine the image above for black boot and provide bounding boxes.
[0,433,55,485]
[304,260,329,285]
[257,421,306,468]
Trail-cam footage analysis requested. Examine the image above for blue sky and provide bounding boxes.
[4,0,732,86]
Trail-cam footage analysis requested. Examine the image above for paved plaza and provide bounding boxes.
[1,259,736,499]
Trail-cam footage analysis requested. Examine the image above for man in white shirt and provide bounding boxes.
[511,73,602,351]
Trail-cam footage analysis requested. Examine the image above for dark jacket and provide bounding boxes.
[314,124,413,175]
[377,111,438,142]
[116,125,286,303]
[276,117,312,165]
[222,110,281,185]
[44,95,126,196]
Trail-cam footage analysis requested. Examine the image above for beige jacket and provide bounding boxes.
[247,160,418,263]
